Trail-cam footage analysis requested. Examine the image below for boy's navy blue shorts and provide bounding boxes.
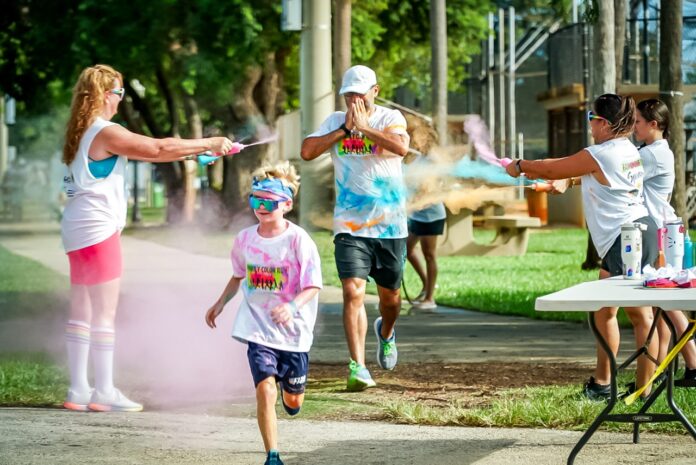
[246,341,309,394]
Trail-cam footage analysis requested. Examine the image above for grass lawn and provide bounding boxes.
[378,372,696,434]
[0,244,68,320]
[0,353,66,408]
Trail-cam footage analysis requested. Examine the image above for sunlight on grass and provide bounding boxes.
[0,354,66,407]
[381,372,696,434]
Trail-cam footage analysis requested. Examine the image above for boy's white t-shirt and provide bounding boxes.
[61,117,128,252]
[639,139,677,226]
[230,221,322,353]
[307,105,409,239]
[582,137,649,258]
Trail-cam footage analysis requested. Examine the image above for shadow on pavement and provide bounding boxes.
[288,438,517,465]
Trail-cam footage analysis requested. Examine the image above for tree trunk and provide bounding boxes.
[222,62,281,220]
[182,95,203,223]
[592,1,616,97]
[156,66,198,224]
[333,0,351,111]
[614,0,627,90]
[583,1,617,270]
[430,0,448,146]
[660,0,686,221]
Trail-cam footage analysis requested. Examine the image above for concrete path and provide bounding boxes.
[1,223,693,465]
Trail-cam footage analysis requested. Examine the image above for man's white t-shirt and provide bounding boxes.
[230,221,322,353]
[582,137,649,258]
[61,117,128,252]
[308,105,409,239]
[639,139,677,226]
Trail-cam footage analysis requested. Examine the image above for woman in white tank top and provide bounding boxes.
[61,65,235,412]
[635,98,696,386]
[505,94,659,401]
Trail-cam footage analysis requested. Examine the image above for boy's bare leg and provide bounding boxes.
[256,377,278,452]
[341,277,368,365]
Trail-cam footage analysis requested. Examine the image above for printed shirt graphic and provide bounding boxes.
[582,137,649,258]
[230,221,322,352]
[308,105,409,239]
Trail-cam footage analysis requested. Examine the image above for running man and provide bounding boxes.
[300,65,410,391]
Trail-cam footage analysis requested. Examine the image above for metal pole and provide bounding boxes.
[508,7,516,162]
[572,0,578,23]
[131,161,141,223]
[498,8,506,157]
[518,132,524,200]
[583,22,592,146]
[300,0,334,230]
[431,0,448,146]
[642,0,650,84]
[0,96,7,182]
[488,13,495,148]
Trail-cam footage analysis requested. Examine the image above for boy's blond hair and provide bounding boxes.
[251,161,301,197]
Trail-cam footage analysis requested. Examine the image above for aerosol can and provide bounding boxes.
[621,223,647,279]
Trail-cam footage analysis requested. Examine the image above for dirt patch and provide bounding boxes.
[308,361,591,418]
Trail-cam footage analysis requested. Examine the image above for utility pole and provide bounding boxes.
[508,7,516,162]
[487,13,495,147]
[300,0,334,230]
[431,0,448,146]
[333,0,351,111]
[0,96,7,182]
[497,8,506,157]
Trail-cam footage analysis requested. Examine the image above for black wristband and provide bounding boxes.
[515,159,522,175]
[339,123,351,136]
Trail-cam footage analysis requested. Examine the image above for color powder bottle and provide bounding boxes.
[684,229,694,269]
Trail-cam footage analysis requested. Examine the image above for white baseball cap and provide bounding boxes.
[339,65,377,95]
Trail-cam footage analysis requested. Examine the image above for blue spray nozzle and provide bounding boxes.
[197,154,220,166]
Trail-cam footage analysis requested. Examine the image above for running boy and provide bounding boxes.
[205,161,322,465]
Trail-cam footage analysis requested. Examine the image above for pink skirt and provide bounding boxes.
[67,232,122,285]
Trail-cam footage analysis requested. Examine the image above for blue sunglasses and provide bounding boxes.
[249,194,281,211]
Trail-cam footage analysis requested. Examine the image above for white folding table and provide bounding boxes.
[536,276,696,465]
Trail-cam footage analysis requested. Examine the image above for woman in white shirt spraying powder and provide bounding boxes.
[61,64,234,412]
[505,93,659,401]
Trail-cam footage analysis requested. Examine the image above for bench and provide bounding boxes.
[437,210,541,257]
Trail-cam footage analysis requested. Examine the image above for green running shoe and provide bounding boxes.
[346,359,376,391]
[374,316,397,370]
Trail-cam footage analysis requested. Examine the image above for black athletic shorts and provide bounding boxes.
[333,233,407,290]
[600,216,659,277]
[408,218,446,236]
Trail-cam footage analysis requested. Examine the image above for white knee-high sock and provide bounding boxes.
[91,326,115,395]
[65,320,91,393]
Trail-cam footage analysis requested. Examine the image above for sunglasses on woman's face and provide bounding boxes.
[249,195,281,212]
[587,110,608,122]
[110,88,125,100]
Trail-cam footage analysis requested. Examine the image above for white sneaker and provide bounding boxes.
[88,388,143,412]
[64,388,93,411]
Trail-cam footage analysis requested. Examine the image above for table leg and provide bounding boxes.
[567,312,618,465]
[662,314,696,439]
